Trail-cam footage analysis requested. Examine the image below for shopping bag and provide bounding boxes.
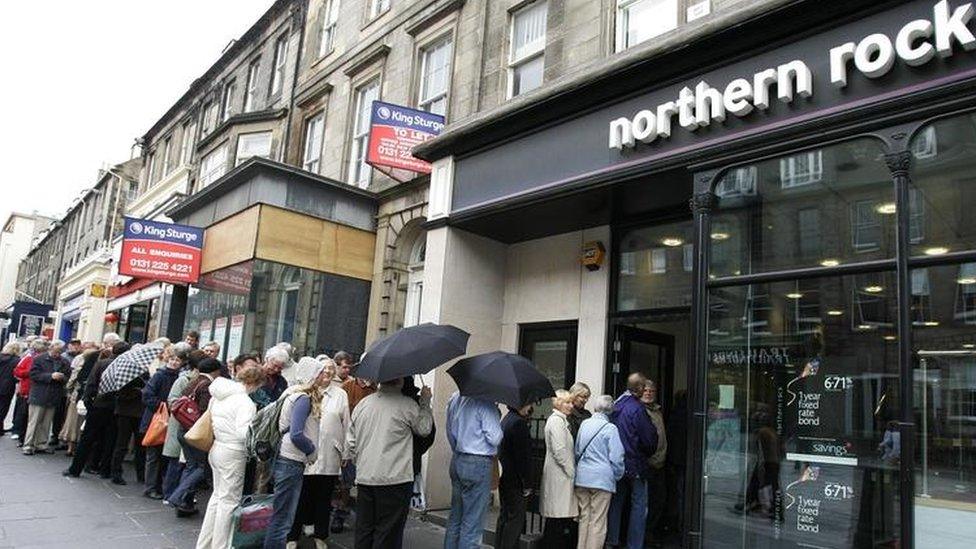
[141,403,169,447]
[170,394,202,429]
[184,409,214,452]
[231,494,275,548]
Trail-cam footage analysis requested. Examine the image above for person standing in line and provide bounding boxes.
[22,339,69,455]
[184,330,200,350]
[333,351,354,386]
[110,353,152,485]
[160,350,206,502]
[541,390,578,548]
[567,382,592,439]
[347,377,432,549]
[288,359,349,549]
[12,338,48,445]
[444,390,503,549]
[332,351,367,534]
[607,373,658,549]
[495,403,534,549]
[575,395,625,549]
[0,341,23,437]
[141,342,190,499]
[171,357,221,517]
[262,346,290,400]
[195,365,261,549]
[50,338,82,449]
[641,380,668,547]
[59,343,98,455]
[263,360,327,549]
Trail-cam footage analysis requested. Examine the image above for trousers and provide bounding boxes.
[575,487,612,549]
[24,404,56,450]
[264,456,306,549]
[495,476,528,549]
[111,415,144,481]
[196,443,246,549]
[354,482,412,549]
[68,406,114,476]
[445,453,493,549]
[289,474,338,541]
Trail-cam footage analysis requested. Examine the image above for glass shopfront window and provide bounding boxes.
[711,138,893,278]
[702,273,901,548]
[617,219,694,311]
[185,260,370,358]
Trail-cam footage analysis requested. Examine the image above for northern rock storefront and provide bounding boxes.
[414,1,976,547]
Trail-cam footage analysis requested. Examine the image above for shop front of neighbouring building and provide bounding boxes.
[415,1,976,546]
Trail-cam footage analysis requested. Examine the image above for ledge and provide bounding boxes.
[405,0,465,36]
[196,108,289,150]
[342,44,391,76]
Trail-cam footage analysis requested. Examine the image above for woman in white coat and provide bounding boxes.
[287,359,349,549]
[195,365,264,549]
[541,389,578,548]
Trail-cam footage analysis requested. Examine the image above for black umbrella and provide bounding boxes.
[355,323,470,382]
[447,351,555,408]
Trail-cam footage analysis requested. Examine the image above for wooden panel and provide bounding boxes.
[255,206,375,281]
[200,206,259,273]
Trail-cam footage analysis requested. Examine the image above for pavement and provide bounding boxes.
[0,433,449,548]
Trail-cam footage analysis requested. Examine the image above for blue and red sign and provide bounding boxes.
[119,217,204,284]
[366,101,445,174]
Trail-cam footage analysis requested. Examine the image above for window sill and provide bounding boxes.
[360,9,391,32]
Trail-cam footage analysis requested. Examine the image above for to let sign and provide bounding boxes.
[366,101,445,174]
[119,217,204,284]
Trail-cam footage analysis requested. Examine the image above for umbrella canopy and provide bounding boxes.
[447,351,555,408]
[354,323,469,383]
[98,343,163,395]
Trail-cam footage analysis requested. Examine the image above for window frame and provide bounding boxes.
[779,150,824,188]
[851,199,883,252]
[319,0,339,58]
[270,35,289,98]
[507,0,548,99]
[368,0,391,20]
[180,119,197,167]
[221,79,236,123]
[416,33,454,116]
[199,142,229,189]
[348,77,381,188]
[244,59,261,113]
[235,131,273,167]
[161,136,173,177]
[615,0,680,52]
[302,111,326,173]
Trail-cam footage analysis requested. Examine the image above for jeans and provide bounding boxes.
[607,475,648,549]
[495,476,527,549]
[163,459,185,502]
[144,445,169,494]
[170,435,208,509]
[263,456,306,549]
[445,453,493,549]
[354,482,412,549]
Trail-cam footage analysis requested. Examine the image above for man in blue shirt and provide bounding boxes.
[444,391,503,549]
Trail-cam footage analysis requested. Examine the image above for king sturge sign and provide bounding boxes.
[119,218,204,284]
[367,101,445,174]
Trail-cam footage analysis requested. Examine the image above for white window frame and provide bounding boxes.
[851,199,882,252]
[780,150,824,188]
[508,1,548,99]
[235,132,273,166]
[417,34,453,116]
[180,120,196,166]
[615,0,679,52]
[912,125,937,159]
[650,248,666,274]
[319,0,339,57]
[145,151,156,186]
[369,0,391,20]
[302,112,326,173]
[348,78,380,188]
[221,80,236,122]
[714,166,757,197]
[161,137,173,176]
[270,35,289,97]
[244,60,261,113]
[202,101,218,136]
[199,143,229,188]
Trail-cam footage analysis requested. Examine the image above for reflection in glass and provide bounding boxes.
[617,219,694,311]
[711,138,893,277]
[703,273,900,548]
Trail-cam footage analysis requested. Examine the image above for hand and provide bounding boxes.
[51,372,65,381]
[419,386,432,405]
[341,459,351,468]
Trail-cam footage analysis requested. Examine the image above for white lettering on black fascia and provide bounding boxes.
[609,0,976,151]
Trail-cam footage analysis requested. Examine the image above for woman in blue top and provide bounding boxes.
[574,395,625,549]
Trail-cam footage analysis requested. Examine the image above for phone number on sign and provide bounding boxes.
[128,258,193,274]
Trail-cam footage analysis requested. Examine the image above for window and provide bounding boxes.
[145,151,156,186]
[912,125,937,159]
[911,268,931,324]
[126,180,139,203]
[221,80,236,122]
[199,144,229,188]
[161,137,173,176]
[302,113,325,173]
[509,1,547,98]
[714,166,757,197]
[797,207,821,258]
[616,0,678,51]
[852,200,882,251]
[180,121,196,166]
[909,187,924,244]
[244,60,261,113]
[956,263,976,323]
[650,248,666,274]
[319,0,339,57]
[271,36,289,97]
[235,132,272,166]
[202,101,218,135]
[682,244,694,272]
[349,78,380,187]
[369,0,390,19]
[417,36,453,116]
[780,150,823,188]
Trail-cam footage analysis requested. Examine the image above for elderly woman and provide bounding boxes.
[288,359,350,548]
[574,395,625,549]
[541,389,578,548]
[0,341,22,437]
[567,382,592,438]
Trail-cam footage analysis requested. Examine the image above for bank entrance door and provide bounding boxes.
[611,326,675,409]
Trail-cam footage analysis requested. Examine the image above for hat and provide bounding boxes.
[295,356,324,385]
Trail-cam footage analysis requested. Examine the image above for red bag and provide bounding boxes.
[170,395,202,430]
[141,402,169,446]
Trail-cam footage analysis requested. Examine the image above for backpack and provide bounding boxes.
[245,393,291,461]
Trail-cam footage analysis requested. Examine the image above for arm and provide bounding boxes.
[515,420,532,488]
[445,394,458,451]
[345,407,359,463]
[609,426,626,481]
[288,395,316,456]
[631,409,658,457]
[481,404,503,449]
[339,392,352,460]
[235,400,258,434]
[29,357,53,383]
[167,376,186,407]
[142,374,161,410]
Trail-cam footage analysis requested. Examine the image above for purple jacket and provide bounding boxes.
[611,393,658,477]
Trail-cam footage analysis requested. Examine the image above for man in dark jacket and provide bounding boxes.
[495,403,534,549]
[141,342,190,498]
[111,369,149,485]
[23,340,70,455]
[607,373,659,549]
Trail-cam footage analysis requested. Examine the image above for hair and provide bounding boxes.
[68,338,82,346]
[170,341,193,362]
[98,348,113,360]
[643,379,657,390]
[569,382,591,397]
[49,339,66,353]
[186,330,200,339]
[102,332,121,346]
[30,338,49,352]
[320,358,337,380]
[264,346,290,365]
[198,358,222,374]
[593,395,615,414]
[2,341,22,355]
[553,389,573,407]
[233,352,261,367]
[276,341,293,353]
[153,337,171,346]
[235,364,266,387]
[315,353,330,362]
[188,349,208,370]
[626,372,647,394]
[333,350,355,365]
[111,341,131,356]
[203,341,220,350]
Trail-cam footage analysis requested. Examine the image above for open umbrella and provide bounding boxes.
[98,343,163,395]
[354,323,469,383]
[447,351,555,408]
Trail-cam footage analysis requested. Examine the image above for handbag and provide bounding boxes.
[184,409,214,452]
[141,402,169,447]
[75,399,87,417]
[170,395,202,430]
[231,494,275,548]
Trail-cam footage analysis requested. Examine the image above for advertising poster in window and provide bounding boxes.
[119,217,204,284]
[212,317,228,361]
[366,101,444,174]
[17,314,44,338]
[226,314,245,360]
[198,319,213,350]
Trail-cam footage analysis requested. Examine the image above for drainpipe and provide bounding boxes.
[282,0,308,166]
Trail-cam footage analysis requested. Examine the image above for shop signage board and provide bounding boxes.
[212,317,228,360]
[195,262,253,296]
[226,314,245,359]
[198,320,213,348]
[366,101,445,174]
[17,314,44,338]
[119,217,204,284]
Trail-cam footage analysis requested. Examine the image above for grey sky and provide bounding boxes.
[0,0,273,227]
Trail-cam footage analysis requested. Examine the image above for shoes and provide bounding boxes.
[37,447,55,454]
[9,434,19,440]
[55,444,68,451]
[99,472,112,480]
[84,467,99,475]
[111,477,127,486]
[144,490,163,500]
[22,447,35,456]
[62,469,80,478]
[175,504,199,518]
